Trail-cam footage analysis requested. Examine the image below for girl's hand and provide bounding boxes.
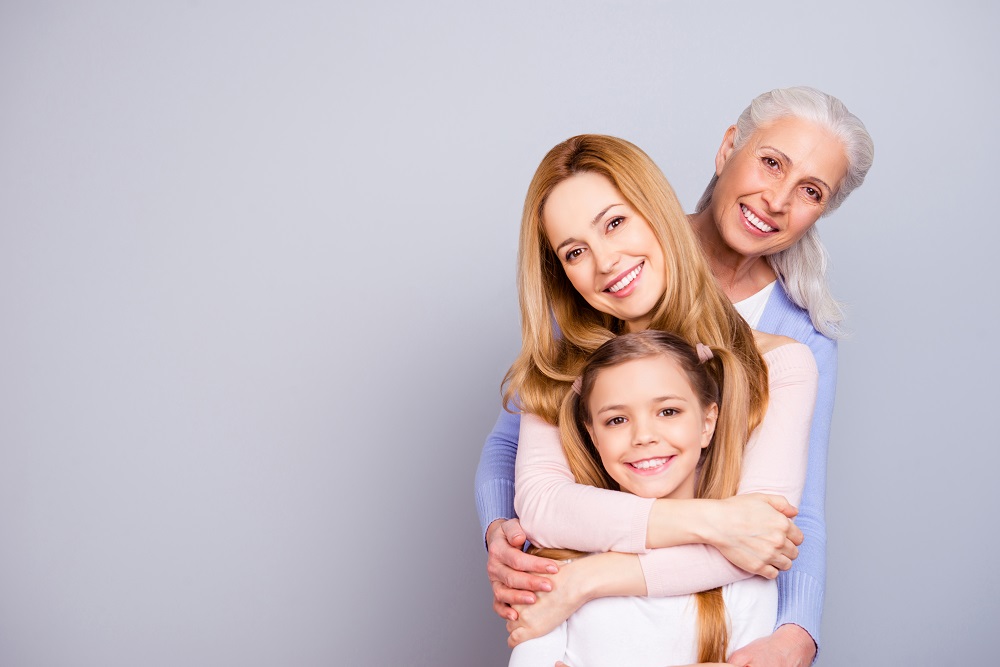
[505,560,585,647]
[486,519,559,621]
[707,494,803,578]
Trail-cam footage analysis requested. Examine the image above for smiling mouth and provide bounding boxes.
[741,204,776,233]
[628,457,670,471]
[605,262,643,293]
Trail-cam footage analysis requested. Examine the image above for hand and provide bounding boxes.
[506,560,583,648]
[728,624,817,667]
[708,494,803,578]
[486,518,559,621]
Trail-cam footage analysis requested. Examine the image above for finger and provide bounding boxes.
[493,598,517,622]
[787,522,804,545]
[781,539,799,562]
[493,579,538,606]
[765,495,798,518]
[493,562,554,594]
[759,564,779,580]
[500,547,560,575]
[501,519,528,547]
[771,554,793,571]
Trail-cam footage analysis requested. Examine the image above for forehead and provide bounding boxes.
[542,172,623,239]
[747,116,849,186]
[588,354,695,404]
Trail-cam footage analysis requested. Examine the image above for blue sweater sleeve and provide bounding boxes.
[774,332,835,648]
[759,290,837,651]
[474,407,521,543]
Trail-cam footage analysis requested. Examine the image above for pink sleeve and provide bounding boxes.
[639,342,818,596]
[514,413,654,553]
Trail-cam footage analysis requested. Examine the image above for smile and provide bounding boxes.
[627,456,670,471]
[741,204,776,233]
[605,262,643,293]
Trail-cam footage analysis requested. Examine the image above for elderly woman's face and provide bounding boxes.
[709,116,849,260]
[542,172,666,332]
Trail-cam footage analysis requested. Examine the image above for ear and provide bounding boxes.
[701,403,719,449]
[585,422,596,444]
[714,126,738,176]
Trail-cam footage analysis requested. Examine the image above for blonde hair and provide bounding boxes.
[536,331,750,662]
[504,134,768,439]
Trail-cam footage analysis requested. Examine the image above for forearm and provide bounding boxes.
[774,334,836,650]
[515,413,654,553]
[475,408,521,541]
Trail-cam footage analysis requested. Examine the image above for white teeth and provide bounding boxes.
[631,457,667,470]
[741,204,775,233]
[608,264,642,293]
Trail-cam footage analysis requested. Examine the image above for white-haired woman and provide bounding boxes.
[476,86,874,666]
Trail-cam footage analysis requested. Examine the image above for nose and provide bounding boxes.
[591,240,621,275]
[762,181,793,214]
[631,416,657,448]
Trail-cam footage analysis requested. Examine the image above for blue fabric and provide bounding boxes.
[473,283,835,648]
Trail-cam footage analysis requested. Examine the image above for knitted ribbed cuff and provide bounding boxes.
[775,569,824,660]
[476,478,516,545]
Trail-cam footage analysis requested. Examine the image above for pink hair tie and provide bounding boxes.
[696,343,714,363]
[571,377,583,395]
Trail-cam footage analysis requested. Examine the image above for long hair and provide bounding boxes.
[536,331,749,662]
[695,86,875,339]
[503,135,768,445]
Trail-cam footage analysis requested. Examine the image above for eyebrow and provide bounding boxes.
[761,145,834,195]
[595,395,688,415]
[553,203,624,253]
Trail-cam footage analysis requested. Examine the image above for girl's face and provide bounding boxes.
[542,172,666,332]
[585,354,717,500]
[708,116,849,260]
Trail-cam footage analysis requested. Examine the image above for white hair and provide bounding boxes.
[695,86,875,339]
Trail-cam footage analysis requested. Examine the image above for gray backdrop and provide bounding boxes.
[1,2,996,665]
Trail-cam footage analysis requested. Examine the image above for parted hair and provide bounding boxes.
[695,86,875,339]
[503,134,768,442]
[538,331,750,663]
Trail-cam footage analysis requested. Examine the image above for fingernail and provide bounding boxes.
[540,581,552,592]
[546,565,558,574]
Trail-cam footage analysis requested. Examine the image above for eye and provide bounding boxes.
[564,247,585,262]
[658,408,679,417]
[606,216,625,232]
[803,186,823,202]
[762,156,780,170]
[605,416,627,426]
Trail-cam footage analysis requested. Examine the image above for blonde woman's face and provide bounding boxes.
[586,355,717,499]
[709,116,849,260]
[542,172,666,332]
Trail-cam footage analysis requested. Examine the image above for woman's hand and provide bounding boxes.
[727,623,817,666]
[705,494,803,578]
[486,518,559,621]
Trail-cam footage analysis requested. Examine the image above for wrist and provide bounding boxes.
[774,623,818,665]
[647,498,716,548]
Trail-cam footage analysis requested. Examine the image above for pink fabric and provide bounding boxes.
[514,342,817,597]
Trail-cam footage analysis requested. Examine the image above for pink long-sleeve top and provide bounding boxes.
[514,342,818,597]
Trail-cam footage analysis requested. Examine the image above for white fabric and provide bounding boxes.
[733,281,777,328]
[509,575,777,667]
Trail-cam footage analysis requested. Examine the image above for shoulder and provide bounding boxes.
[752,330,797,355]
[762,284,837,365]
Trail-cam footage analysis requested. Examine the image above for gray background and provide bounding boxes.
[1,2,996,665]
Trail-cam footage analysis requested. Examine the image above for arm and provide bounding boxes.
[514,344,817,597]
[477,408,560,618]
[772,335,836,646]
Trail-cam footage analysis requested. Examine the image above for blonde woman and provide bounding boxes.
[479,96,871,664]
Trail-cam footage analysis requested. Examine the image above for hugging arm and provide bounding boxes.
[515,344,818,597]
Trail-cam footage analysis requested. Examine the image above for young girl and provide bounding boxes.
[508,330,795,667]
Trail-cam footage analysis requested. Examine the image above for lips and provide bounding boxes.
[740,204,776,233]
[604,262,643,293]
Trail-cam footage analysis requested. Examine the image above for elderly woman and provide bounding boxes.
[475,86,874,665]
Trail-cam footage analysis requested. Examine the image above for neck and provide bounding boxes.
[688,211,775,302]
